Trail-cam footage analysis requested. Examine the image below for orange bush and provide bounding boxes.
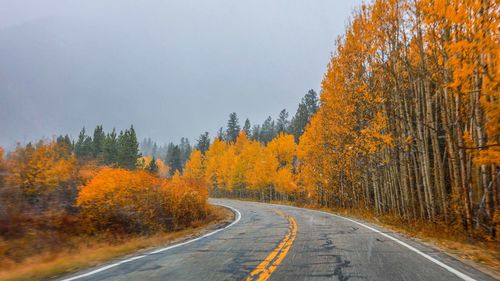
[77,168,209,233]
[163,174,209,227]
[77,168,164,233]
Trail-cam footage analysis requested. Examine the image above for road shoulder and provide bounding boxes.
[232,198,499,280]
[0,205,235,281]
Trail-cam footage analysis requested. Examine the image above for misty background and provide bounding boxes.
[0,0,362,149]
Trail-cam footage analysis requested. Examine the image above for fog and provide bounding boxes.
[0,0,362,148]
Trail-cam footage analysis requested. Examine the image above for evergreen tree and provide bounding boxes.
[251,125,261,141]
[164,142,175,165]
[243,119,251,136]
[146,156,159,174]
[277,109,289,134]
[103,128,118,165]
[217,127,225,140]
[260,116,276,144]
[75,127,93,161]
[196,132,211,154]
[304,89,319,115]
[92,125,105,159]
[290,89,319,142]
[167,145,183,176]
[225,112,240,142]
[56,134,73,150]
[179,137,192,166]
[117,125,140,170]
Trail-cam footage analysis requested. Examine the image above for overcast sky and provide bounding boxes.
[0,0,362,148]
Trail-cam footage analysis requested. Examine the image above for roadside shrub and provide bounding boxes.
[163,175,209,228]
[77,168,164,233]
[77,168,209,234]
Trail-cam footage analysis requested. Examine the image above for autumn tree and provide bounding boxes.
[7,141,78,211]
[183,149,205,181]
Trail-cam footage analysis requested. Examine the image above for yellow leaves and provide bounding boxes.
[7,141,77,197]
[273,169,297,194]
[267,133,296,169]
[77,167,208,232]
[200,132,299,194]
[183,149,205,181]
[76,168,159,210]
[204,138,226,188]
[244,147,273,191]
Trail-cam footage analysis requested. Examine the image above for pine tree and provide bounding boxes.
[146,156,159,174]
[75,127,93,161]
[56,134,72,150]
[243,119,251,136]
[164,142,175,165]
[117,125,140,170]
[290,89,319,142]
[196,132,211,154]
[92,125,105,159]
[251,125,261,142]
[277,109,289,134]
[217,127,225,140]
[260,116,276,144]
[225,112,241,143]
[180,137,192,167]
[103,128,118,165]
[167,145,183,176]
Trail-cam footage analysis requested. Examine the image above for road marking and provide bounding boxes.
[61,203,241,281]
[246,210,297,281]
[265,202,477,281]
[325,212,477,281]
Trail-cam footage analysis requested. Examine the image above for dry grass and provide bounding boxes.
[0,205,234,281]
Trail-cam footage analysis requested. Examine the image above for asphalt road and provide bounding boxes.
[60,199,496,281]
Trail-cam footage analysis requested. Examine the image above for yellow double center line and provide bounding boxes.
[246,210,297,281]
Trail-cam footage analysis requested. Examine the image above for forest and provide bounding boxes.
[0,0,497,277]
[172,0,498,240]
[0,125,209,271]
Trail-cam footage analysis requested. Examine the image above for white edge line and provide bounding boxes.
[61,203,241,281]
[265,201,476,281]
[326,213,477,281]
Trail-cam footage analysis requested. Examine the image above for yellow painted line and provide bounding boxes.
[246,210,297,281]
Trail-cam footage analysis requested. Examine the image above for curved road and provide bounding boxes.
[61,199,496,281]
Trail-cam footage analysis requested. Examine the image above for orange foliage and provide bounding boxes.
[202,133,299,196]
[77,167,208,233]
[6,142,78,209]
[183,149,205,181]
